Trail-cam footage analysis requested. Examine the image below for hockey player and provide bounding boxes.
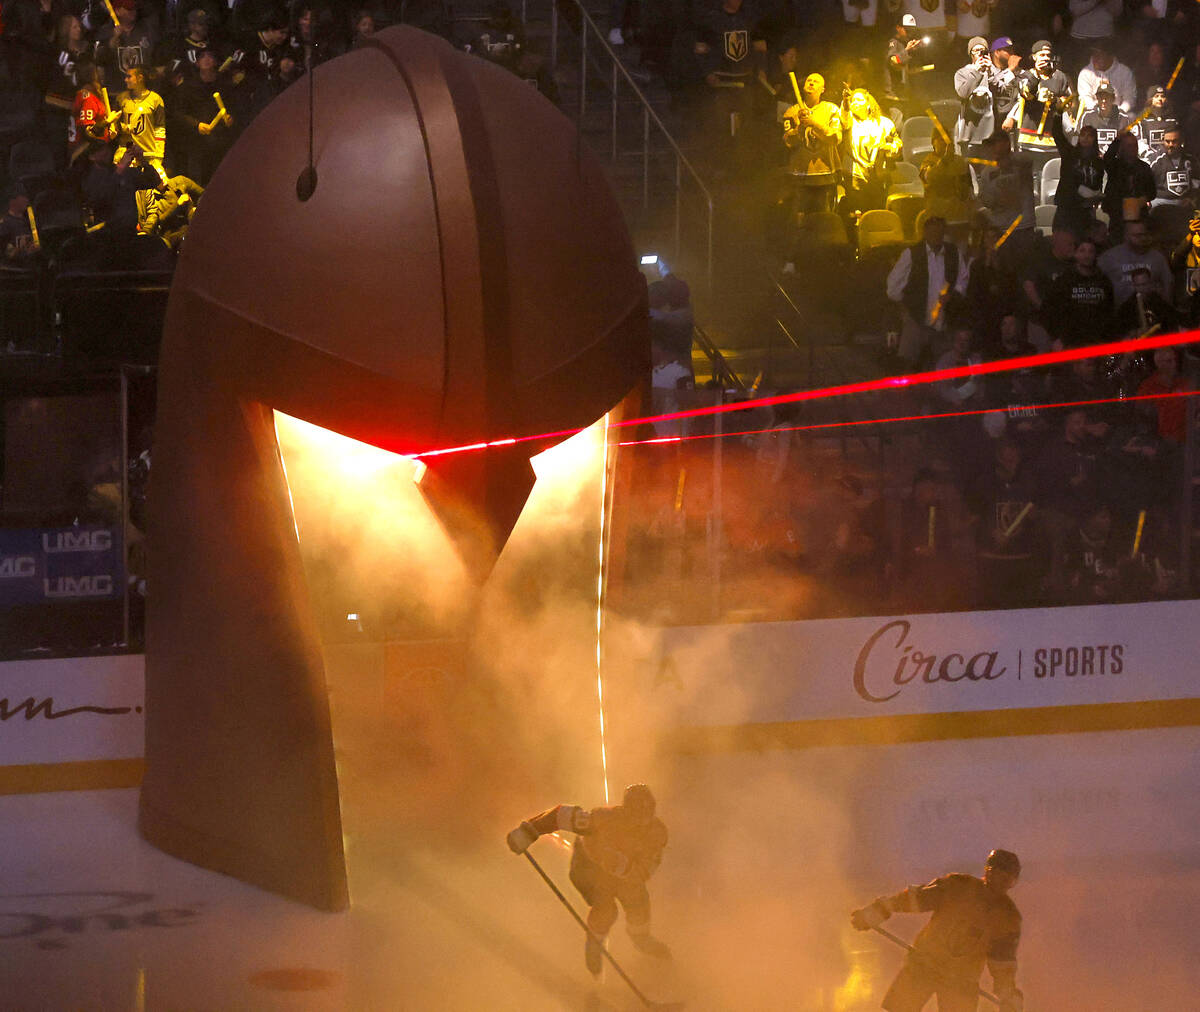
[507,783,670,976]
[850,848,1023,1012]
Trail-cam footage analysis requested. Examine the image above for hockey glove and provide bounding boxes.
[850,899,890,931]
[506,821,539,854]
[997,986,1024,1012]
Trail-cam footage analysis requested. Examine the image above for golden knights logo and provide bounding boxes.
[724,30,748,62]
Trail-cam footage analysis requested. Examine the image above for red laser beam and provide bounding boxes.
[613,388,1200,449]
[407,328,1200,460]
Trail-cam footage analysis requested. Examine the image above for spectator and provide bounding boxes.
[97,0,158,84]
[1098,216,1172,303]
[890,467,971,613]
[989,36,1023,140]
[1113,264,1181,337]
[1100,131,1156,241]
[692,0,766,175]
[967,438,1044,609]
[171,47,236,184]
[1139,85,1179,159]
[1043,235,1114,346]
[159,8,221,83]
[1148,125,1200,242]
[965,225,1023,351]
[1051,501,1123,604]
[782,72,843,214]
[839,87,901,220]
[1077,39,1136,114]
[69,57,115,163]
[1075,80,1133,155]
[1066,0,1122,62]
[884,13,922,105]
[977,129,1037,265]
[647,259,694,363]
[1016,39,1072,167]
[1021,228,1077,328]
[1034,406,1107,532]
[919,130,973,230]
[1171,207,1200,324]
[135,171,203,261]
[886,215,969,366]
[934,324,984,408]
[112,64,166,177]
[954,34,998,158]
[53,15,92,94]
[1051,112,1104,234]
[1136,345,1194,443]
[0,187,38,264]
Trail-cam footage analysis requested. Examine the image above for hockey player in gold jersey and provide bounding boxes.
[851,849,1023,1012]
[507,783,669,976]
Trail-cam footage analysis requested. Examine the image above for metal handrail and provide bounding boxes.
[693,323,745,392]
[550,0,714,292]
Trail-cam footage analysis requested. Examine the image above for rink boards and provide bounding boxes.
[612,598,1200,752]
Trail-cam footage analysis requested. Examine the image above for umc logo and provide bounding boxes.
[0,557,35,579]
[43,575,113,598]
[724,30,748,62]
[42,530,112,553]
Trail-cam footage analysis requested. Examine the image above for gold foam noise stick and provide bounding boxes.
[967,157,997,166]
[994,214,1023,249]
[675,468,687,512]
[925,106,950,144]
[1167,57,1185,92]
[929,283,950,324]
[1036,96,1051,137]
[1002,502,1033,541]
[927,506,936,550]
[103,0,120,27]
[101,87,111,116]
[218,55,234,74]
[1132,509,1146,557]
[789,71,803,105]
[26,205,39,247]
[1128,105,1153,130]
[208,92,228,130]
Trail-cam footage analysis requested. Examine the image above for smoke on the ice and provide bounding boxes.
[274,413,1196,1011]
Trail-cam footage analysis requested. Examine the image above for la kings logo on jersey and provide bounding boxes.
[1166,168,1190,196]
[724,30,748,62]
[1096,128,1116,150]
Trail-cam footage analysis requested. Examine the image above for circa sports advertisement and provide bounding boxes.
[613,599,1200,745]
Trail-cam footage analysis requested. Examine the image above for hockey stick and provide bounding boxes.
[871,925,1002,1007]
[522,852,684,1010]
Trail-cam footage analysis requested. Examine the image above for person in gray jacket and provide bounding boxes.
[955,36,997,160]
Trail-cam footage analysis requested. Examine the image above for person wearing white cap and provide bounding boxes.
[886,14,923,102]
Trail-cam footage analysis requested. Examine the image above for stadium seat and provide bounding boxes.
[927,99,958,137]
[798,211,850,248]
[858,209,906,251]
[914,208,928,236]
[1040,157,1061,204]
[886,193,925,240]
[1035,203,1056,235]
[890,160,923,195]
[901,116,934,163]
[8,140,55,193]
